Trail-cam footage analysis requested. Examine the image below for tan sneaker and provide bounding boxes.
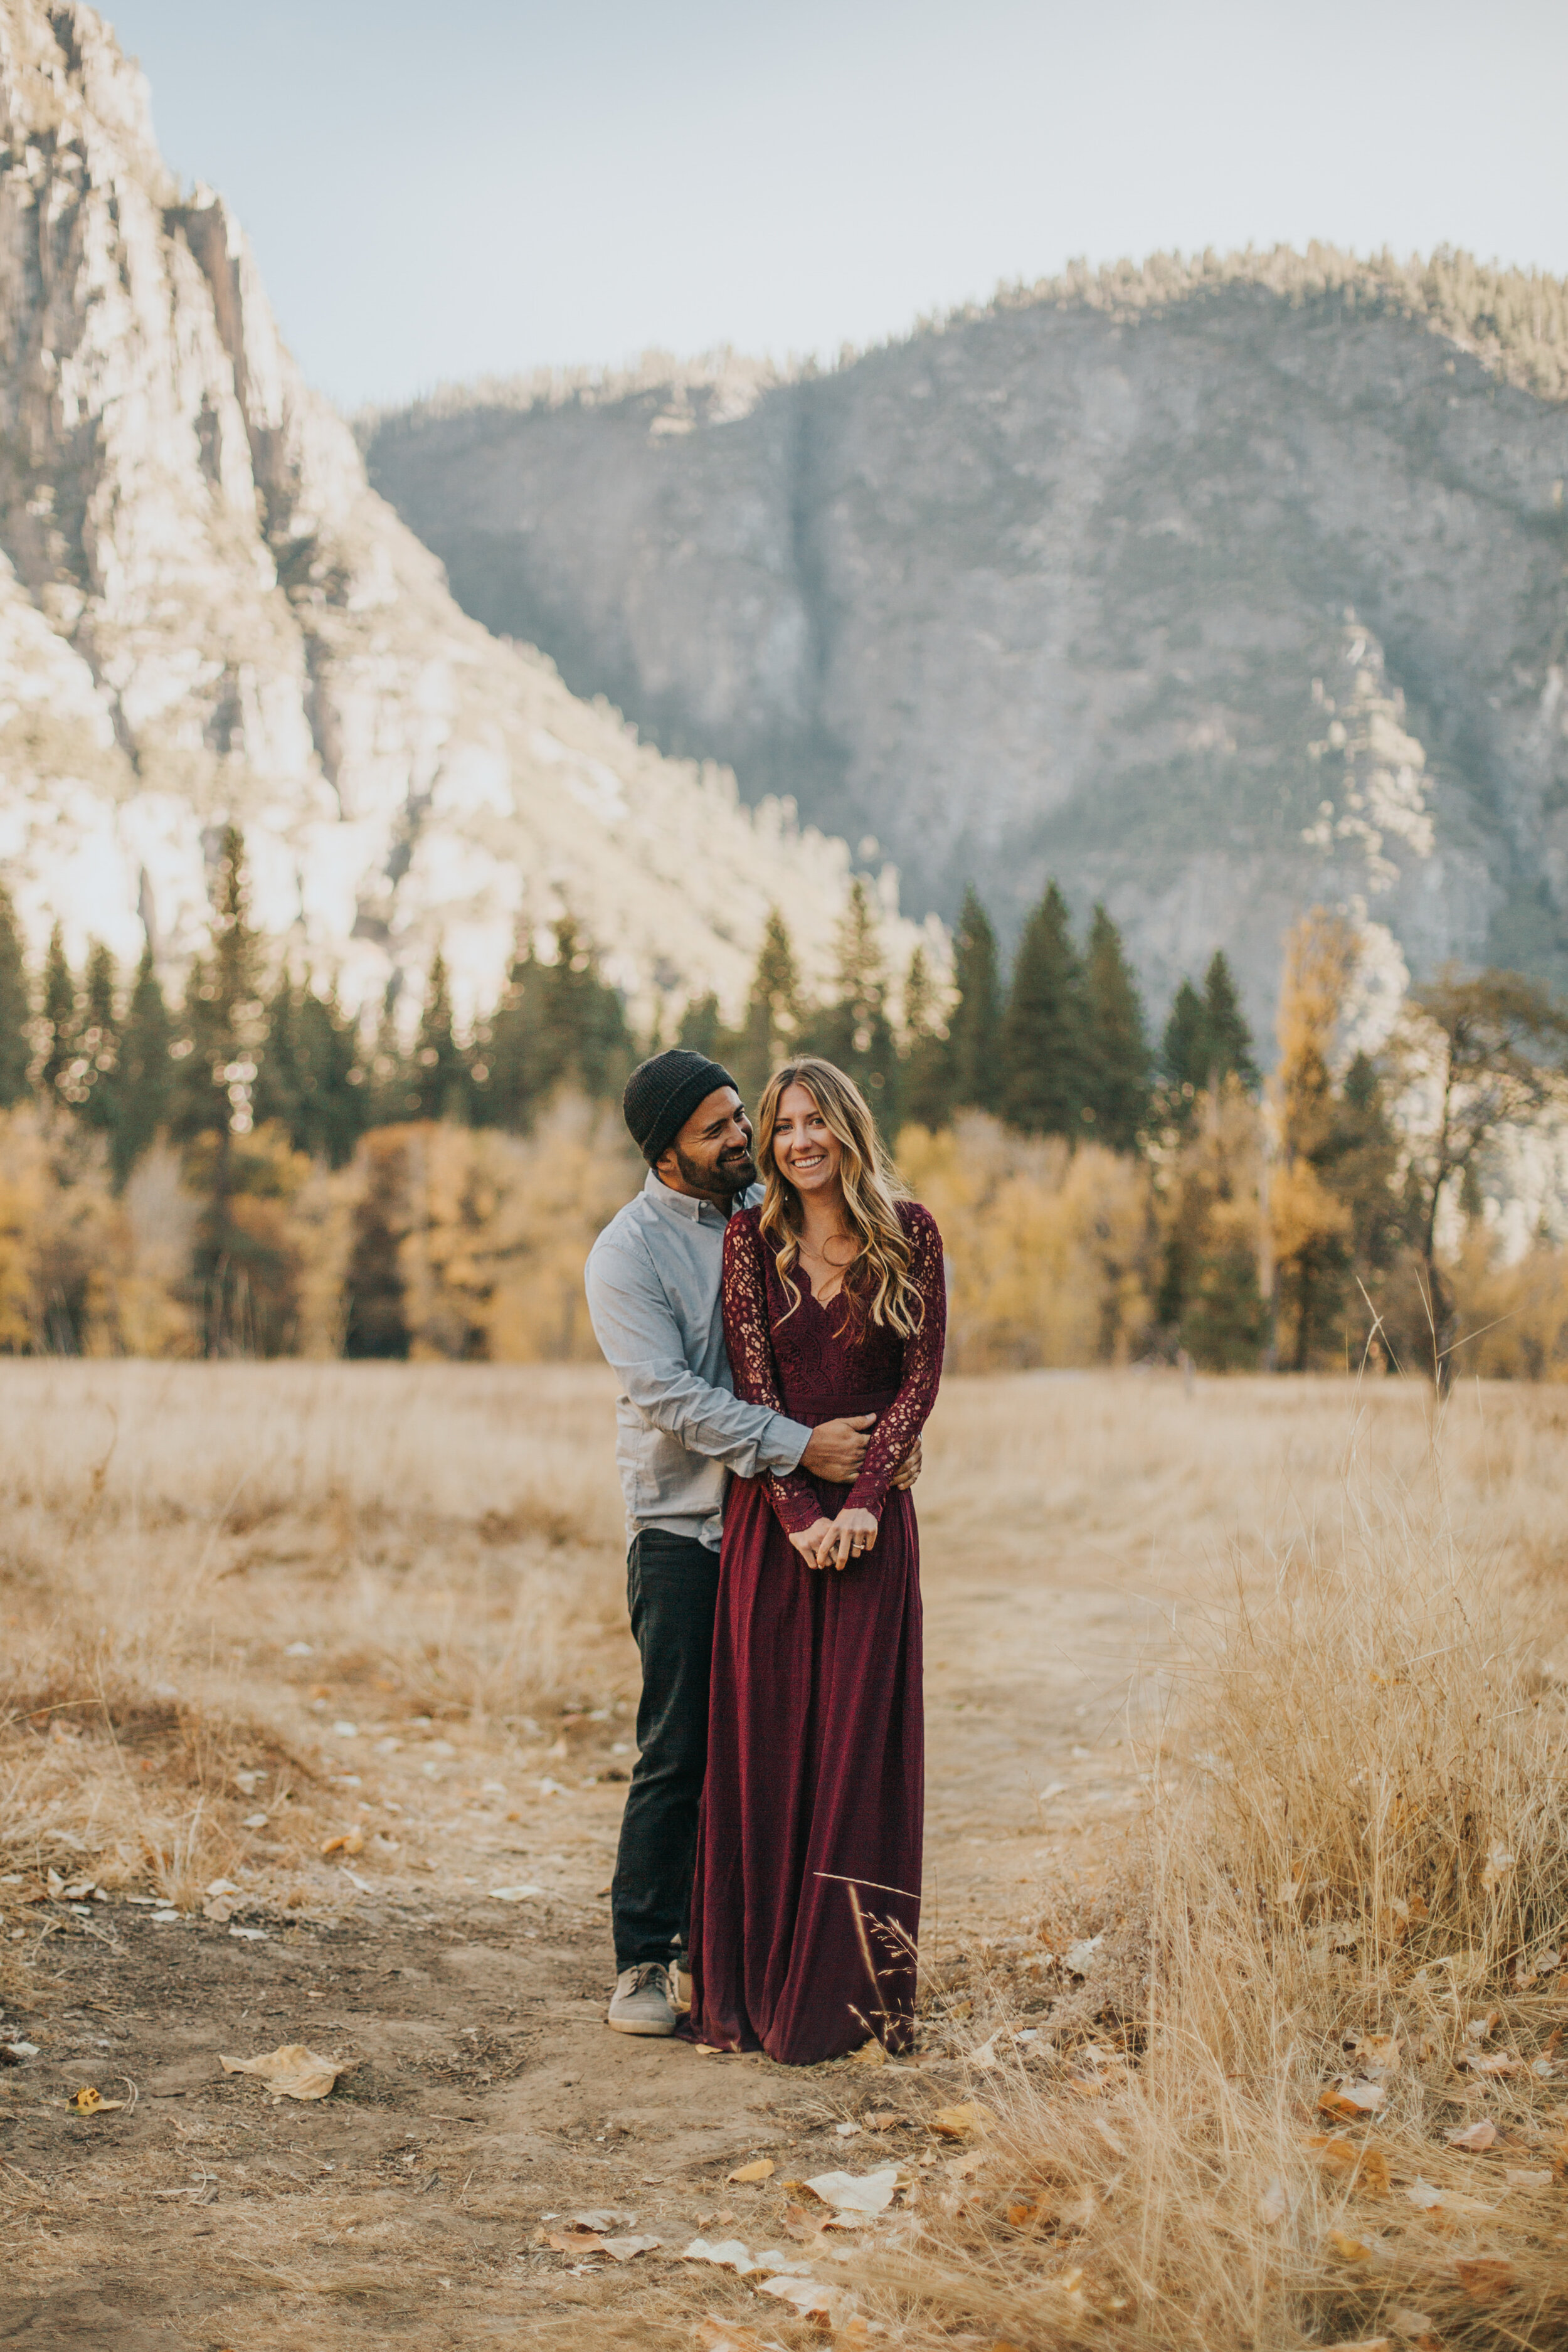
[607,1961,678,2035]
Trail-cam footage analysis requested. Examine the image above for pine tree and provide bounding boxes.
[732,908,805,1108]
[40,923,78,1103]
[1081,905,1150,1150]
[946,887,1002,1111]
[535,914,632,1102]
[77,941,121,1140]
[899,944,951,1130]
[1201,951,1259,1092]
[296,983,364,1166]
[411,947,469,1122]
[252,968,303,1140]
[364,983,417,1129]
[0,886,31,1108]
[482,948,541,1132]
[1162,978,1209,1095]
[253,973,364,1163]
[177,825,262,1142]
[817,880,897,1119]
[1000,882,1087,1136]
[677,991,724,1060]
[112,943,172,1184]
[179,825,267,1352]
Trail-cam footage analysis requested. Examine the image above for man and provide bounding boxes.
[585,1048,916,2036]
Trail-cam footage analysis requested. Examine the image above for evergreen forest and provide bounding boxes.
[3,827,1563,1384]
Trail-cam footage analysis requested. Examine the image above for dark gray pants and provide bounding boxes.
[610,1528,721,1970]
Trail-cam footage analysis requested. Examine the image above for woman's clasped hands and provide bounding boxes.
[788,1507,880,1571]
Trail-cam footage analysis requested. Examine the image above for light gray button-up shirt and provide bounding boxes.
[585,1170,813,1549]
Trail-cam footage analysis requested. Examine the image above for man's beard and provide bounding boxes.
[674,1141,757,1200]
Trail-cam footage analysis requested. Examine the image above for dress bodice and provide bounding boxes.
[721,1200,945,1530]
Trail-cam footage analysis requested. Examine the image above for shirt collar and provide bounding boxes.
[644,1167,721,1224]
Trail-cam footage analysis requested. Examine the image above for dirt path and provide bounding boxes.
[1,1431,1158,2349]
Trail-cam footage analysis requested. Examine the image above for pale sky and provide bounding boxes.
[106,0,1568,411]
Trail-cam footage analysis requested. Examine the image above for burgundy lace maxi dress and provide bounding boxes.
[689,1200,945,2064]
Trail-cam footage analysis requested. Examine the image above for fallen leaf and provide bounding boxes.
[931,2102,991,2138]
[803,2166,899,2215]
[1465,2010,1502,2043]
[320,1828,364,1858]
[1455,2255,1513,2302]
[1320,2339,1391,2350]
[546,2230,601,2255]
[566,2209,637,2233]
[1328,2229,1376,2262]
[1387,2314,1437,2346]
[1349,2034,1402,2074]
[218,2043,347,2101]
[1259,2175,1288,2226]
[1357,2147,1392,2195]
[1063,1936,1102,1977]
[70,2085,125,2114]
[600,2235,660,2262]
[1480,1843,1513,1892]
[1308,2132,1359,2176]
[1318,2079,1385,2119]
[948,2151,986,2180]
[848,2039,886,2067]
[1446,2119,1498,2151]
[487,1884,545,1902]
[1458,2053,1520,2076]
[1503,2166,1552,2187]
[968,2033,1002,2069]
[755,2274,833,2316]
[866,2110,904,2131]
[695,2324,766,2352]
[1409,2175,1496,2220]
[728,2159,775,2185]
[682,2237,761,2274]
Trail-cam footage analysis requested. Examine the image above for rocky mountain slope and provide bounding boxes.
[366,254,1568,1025]
[0,3,924,1032]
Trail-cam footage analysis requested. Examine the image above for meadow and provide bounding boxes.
[3,1364,1567,2348]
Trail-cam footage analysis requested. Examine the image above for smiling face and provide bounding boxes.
[770,1081,844,1201]
[655,1083,757,1202]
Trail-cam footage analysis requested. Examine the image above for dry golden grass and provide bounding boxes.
[0,1360,628,1906]
[5,1363,1568,2349]
[867,1377,1568,2351]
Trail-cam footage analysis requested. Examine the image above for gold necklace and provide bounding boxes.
[799,1229,855,1266]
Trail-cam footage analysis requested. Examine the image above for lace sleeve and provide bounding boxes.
[721,1212,826,1535]
[845,1205,946,1522]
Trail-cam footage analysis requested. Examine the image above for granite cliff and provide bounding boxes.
[366,256,1568,1026]
[0,3,924,1031]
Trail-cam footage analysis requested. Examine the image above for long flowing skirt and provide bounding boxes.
[688,1471,923,2065]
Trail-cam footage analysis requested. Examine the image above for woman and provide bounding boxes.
[689,1057,945,2063]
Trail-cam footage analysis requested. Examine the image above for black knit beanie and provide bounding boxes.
[622,1050,738,1164]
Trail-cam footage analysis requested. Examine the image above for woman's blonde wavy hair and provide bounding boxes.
[755,1057,923,1338]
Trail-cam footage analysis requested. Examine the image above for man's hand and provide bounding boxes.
[891,1436,922,1492]
[801,1414,874,1483]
